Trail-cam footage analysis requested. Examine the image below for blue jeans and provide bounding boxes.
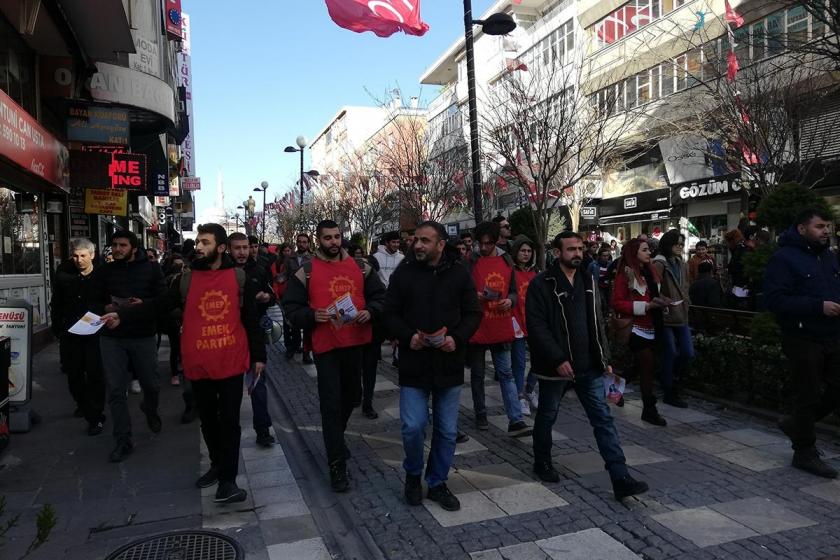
[469,344,523,423]
[511,338,538,395]
[533,373,629,481]
[660,325,695,392]
[400,385,461,488]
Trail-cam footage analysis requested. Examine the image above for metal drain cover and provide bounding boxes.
[105,530,242,560]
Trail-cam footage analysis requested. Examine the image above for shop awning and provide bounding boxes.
[599,210,670,226]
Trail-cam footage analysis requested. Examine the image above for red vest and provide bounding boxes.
[513,268,536,337]
[470,255,516,345]
[181,268,251,381]
[309,257,372,354]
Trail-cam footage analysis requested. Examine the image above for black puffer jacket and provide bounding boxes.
[50,259,101,335]
[90,248,164,338]
[383,245,482,389]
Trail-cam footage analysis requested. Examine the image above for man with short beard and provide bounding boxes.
[282,220,386,492]
[104,224,266,503]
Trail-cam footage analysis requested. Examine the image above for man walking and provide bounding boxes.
[283,220,386,492]
[384,221,481,511]
[104,224,266,502]
[527,231,648,500]
[230,232,276,447]
[51,238,105,436]
[284,233,314,362]
[91,231,164,463]
[468,221,529,436]
[766,208,840,478]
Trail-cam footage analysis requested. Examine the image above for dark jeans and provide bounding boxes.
[468,343,522,423]
[60,333,105,423]
[284,322,301,354]
[314,346,362,464]
[193,374,244,482]
[533,373,629,480]
[100,336,159,442]
[400,385,461,488]
[660,324,694,393]
[249,374,271,433]
[361,338,381,410]
[781,336,840,451]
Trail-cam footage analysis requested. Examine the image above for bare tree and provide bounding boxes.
[779,0,840,68]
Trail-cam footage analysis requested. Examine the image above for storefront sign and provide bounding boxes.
[128,31,160,77]
[599,188,671,221]
[0,89,69,190]
[0,302,33,406]
[137,196,155,226]
[672,180,743,204]
[624,197,637,210]
[67,105,129,145]
[164,0,183,40]
[158,206,169,228]
[169,177,180,197]
[581,206,598,220]
[85,188,128,216]
[177,15,196,176]
[89,62,176,123]
[109,153,147,189]
[182,176,201,191]
[155,196,170,206]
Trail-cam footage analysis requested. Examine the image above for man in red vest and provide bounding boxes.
[468,221,531,437]
[103,223,266,504]
[283,219,386,492]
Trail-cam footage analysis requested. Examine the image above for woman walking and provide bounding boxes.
[510,235,538,414]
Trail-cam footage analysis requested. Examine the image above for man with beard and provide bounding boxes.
[90,231,164,463]
[527,231,648,501]
[384,221,481,511]
[282,220,386,492]
[767,209,840,479]
[229,232,276,447]
[104,224,265,502]
[284,233,314,362]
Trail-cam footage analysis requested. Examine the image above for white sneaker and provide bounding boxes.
[526,391,539,410]
[130,380,141,394]
[519,397,531,417]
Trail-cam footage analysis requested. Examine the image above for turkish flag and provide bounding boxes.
[325,0,429,38]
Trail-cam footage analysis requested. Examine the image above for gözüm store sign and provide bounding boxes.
[671,179,743,205]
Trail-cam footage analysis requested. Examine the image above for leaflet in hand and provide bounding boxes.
[419,327,447,348]
[68,312,105,336]
[329,293,358,327]
[483,286,501,301]
[602,372,627,405]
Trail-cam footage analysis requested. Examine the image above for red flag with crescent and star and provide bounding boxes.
[324,0,429,37]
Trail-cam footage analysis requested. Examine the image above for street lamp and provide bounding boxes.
[463,1,516,224]
[254,181,268,243]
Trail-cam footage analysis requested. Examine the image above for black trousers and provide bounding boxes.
[60,333,105,423]
[361,338,381,410]
[284,323,301,354]
[781,336,840,451]
[314,346,362,464]
[193,375,244,482]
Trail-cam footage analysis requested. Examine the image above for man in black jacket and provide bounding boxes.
[384,221,482,512]
[90,230,165,463]
[51,238,105,436]
[766,209,840,478]
[526,231,648,501]
[284,233,314,362]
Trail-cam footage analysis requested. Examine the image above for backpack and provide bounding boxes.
[178,267,247,308]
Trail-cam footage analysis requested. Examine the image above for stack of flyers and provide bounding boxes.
[483,286,501,301]
[419,327,447,347]
[329,293,358,327]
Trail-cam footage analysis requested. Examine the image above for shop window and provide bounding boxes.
[786,5,809,48]
[0,188,41,275]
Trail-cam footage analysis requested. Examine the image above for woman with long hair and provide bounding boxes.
[611,239,670,426]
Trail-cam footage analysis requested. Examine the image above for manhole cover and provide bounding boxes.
[105,530,242,560]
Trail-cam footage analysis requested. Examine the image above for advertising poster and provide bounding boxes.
[0,306,32,405]
[84,189,128,216]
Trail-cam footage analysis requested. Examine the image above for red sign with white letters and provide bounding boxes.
[109,153,147,189]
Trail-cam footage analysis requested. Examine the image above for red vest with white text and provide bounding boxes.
[181,268,251,380]
[513,268,536,337]
[309,257,372,354]
[470,255,516,345]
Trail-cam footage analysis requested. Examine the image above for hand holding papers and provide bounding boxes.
[418,327,447,348]
[68,312,105,336]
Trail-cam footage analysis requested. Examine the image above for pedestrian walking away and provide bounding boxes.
[765,208,840,479]
[50,238,106,436]
[527,231,649,501]
[383,221,482,511]
[103,223,266,503]
[282,219,386,492]
[90,230,164,463]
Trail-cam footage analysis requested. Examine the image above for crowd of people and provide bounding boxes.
[49,206,840,514]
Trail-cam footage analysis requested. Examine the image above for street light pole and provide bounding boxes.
[299,148,305,220]
[464,0,484,225]
[254,182,268,243]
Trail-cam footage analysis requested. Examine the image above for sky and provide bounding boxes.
[187,0,496,220]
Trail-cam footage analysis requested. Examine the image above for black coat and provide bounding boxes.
[383,245,482,389]
[50,259,100,335]
[90,249,164,338]
[526,263,611,379]
[689,276,723,308]
[243,257,276,317]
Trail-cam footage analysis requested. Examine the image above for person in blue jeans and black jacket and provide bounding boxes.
[383,221,482,512]
[526,231,648,501]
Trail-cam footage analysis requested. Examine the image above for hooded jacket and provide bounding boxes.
[383,244,482,389]
[764,227,840,340]
[372,245,404,287]
[50,259,101,336]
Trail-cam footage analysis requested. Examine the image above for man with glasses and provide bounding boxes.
[492,215,512,253]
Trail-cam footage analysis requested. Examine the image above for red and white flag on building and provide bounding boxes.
[724,0,744,28]
[324,0,429,37]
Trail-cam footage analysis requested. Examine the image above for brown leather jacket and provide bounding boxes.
[652,255,690,326]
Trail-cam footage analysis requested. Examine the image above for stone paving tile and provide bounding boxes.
[451,436,488,455]
[715,446,788,472]
[423,490,507,527]
[656,403,719,423]
[498,542,551,559]
[556,444,669,476]
[482,482,569,515]
[362,430,403,449]
[266,536,331,560]
[470,550,504,560]
[535,528,641,559]
[676,433,748,454]
[709,497,817,534]
[375,375,399,392]
[259,514,322,546]
[800,480,840,505]
[719,428,788,447]
[457,463,533,490]
[651,506,759,547]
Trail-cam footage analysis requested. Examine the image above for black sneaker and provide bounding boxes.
[404,473,423,506]
[641,406,667,427]
[663,393,688,409]
[214,481,247,503]
[455,431,470,444]
[146,412,162,434]
[87,420,105,436]
[533,461,560,483]
[181,406,198,424]
[362,407,379,420]
[476,414,489,431]
[108,440,133,463]
[256,431,275,447]
[612,475,649,500]
[508,421,533,437]
[427,483,460,511]
[196,466,219,488]
[792,448,838,479]
[302,352,314,365]
[329,460,350,492]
